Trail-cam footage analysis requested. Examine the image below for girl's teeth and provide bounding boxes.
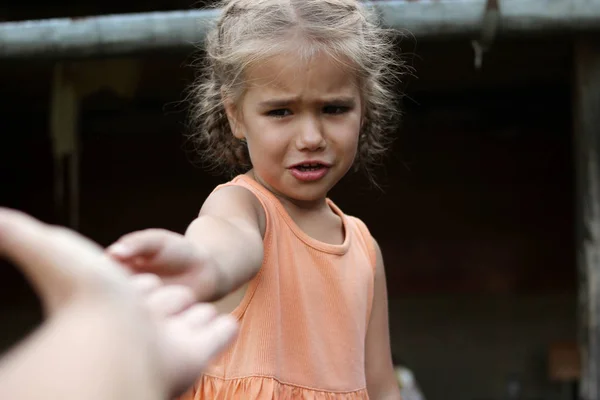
[298,165,321,171]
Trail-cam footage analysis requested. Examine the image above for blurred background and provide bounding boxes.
[0,1,592,399]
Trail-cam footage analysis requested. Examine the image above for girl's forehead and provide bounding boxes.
[244,51,360,97]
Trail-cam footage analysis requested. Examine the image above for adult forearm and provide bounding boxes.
[0,302,164,400]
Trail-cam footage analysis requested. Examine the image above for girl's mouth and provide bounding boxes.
[289,162,331,182]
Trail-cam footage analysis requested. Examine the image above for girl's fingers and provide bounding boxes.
[107,230,200,277]
[107,229,172,260]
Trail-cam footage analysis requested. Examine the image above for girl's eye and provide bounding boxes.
[267,109,292,118]
[323,105,350,115]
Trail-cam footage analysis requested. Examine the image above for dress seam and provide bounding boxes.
[201,373,368,395]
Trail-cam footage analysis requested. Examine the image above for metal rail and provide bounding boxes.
[0,0,599,60]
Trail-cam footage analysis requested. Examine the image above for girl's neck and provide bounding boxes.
[245,170,345,246]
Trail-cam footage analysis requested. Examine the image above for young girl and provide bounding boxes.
[108,0,404,398]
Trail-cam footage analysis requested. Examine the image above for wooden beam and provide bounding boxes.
[574,37,600,400]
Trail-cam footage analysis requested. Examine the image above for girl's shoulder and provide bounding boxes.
[201,175,267,236]
[210,174,272,208]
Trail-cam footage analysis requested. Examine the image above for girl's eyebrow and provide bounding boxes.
[258,97,298,108]
[258,96,357,108]
[322,97,357,106]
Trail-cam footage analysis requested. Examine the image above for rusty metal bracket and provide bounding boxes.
[471,0,500,70]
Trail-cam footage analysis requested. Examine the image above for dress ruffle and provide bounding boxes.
[178,375,370,400]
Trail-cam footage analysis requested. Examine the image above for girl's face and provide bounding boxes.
[225,51,363,207]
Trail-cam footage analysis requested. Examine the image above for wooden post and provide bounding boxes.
[574,37,600,400]
[50,63,79,229]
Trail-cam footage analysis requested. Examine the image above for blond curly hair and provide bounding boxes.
[187,0,405,179]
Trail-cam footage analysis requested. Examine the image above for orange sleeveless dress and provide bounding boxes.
[180,175,376,399]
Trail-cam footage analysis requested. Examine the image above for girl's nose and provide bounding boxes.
[296,117,326,151]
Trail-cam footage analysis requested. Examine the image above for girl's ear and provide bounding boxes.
[224,99,245,140]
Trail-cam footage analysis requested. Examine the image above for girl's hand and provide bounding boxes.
[107,185,267,303]
[107,229,220,302]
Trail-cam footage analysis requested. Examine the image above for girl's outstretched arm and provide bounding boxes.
[187,185,266,299]
[365,240,402,400]
[108,185,265,302]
